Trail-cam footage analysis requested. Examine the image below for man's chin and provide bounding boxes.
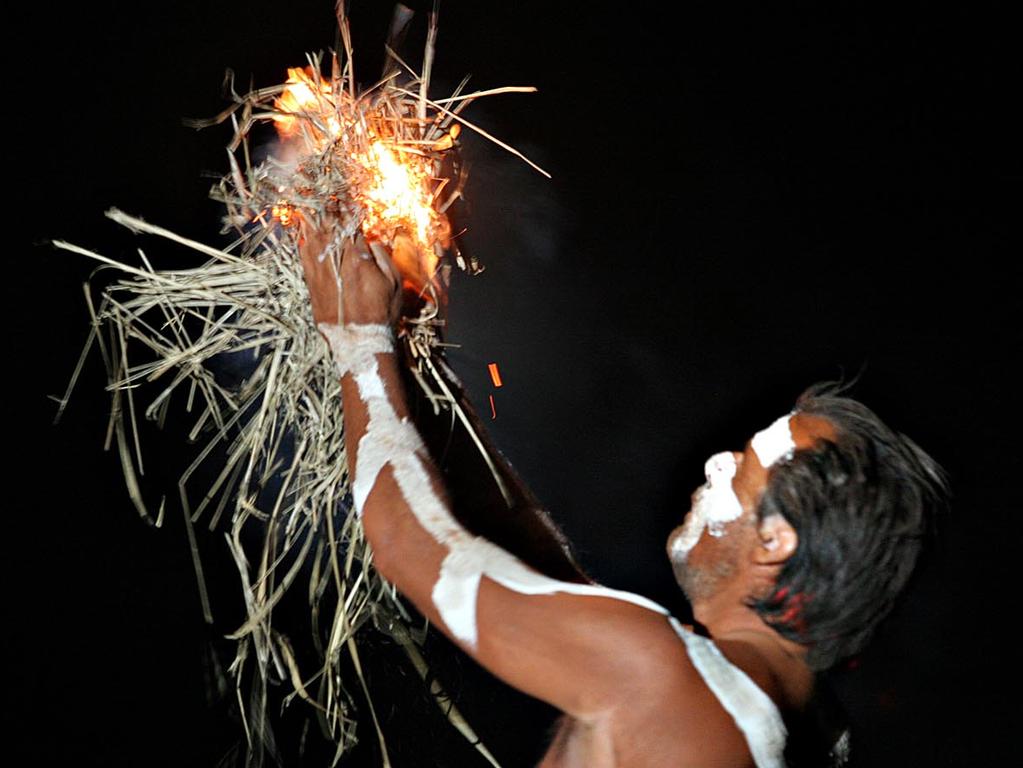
[670,558,704,605]
[671,552,736,606]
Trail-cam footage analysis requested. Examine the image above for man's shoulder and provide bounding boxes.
[600,626,763,760]
[609,636,758,766]
[611,619,787,711]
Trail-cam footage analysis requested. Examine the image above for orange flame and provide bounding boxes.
[273,67,340,142]
[360,141,435,245]
[272,66,442,287]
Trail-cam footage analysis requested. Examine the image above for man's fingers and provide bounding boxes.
[342,234,394,281]
[295,220,344,325]
[368,240,402,289]
[341,233,368,265]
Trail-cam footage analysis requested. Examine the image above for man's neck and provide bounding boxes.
[694,592,814,711]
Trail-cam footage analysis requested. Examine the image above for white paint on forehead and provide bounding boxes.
[669,451,745,561]
[751,413,796,468]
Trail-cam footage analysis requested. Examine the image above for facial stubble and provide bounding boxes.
[670,514,754,605]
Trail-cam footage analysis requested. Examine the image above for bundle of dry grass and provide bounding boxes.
[53,4,546,764]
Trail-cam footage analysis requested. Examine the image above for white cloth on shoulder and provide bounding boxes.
[669,617,788,768]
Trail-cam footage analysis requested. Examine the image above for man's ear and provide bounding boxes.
[754,513,798,565]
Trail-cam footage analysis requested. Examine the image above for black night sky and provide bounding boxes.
[12,1,1014,765]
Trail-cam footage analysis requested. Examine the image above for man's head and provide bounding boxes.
[667,383,946,670]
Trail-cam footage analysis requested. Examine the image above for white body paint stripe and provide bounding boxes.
[436,538,670,644]
[322,322,667,648]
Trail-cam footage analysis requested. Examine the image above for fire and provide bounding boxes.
[273,67,340,142]
[271,66,442,285]
[270,202,295,227]
[361,141,435,245]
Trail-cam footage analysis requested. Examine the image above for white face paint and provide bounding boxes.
[322,321,670,650]
[669,451,745,562]
[751,413,796,468]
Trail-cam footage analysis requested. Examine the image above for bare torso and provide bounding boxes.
[534,630,813,768]
[536,702,757,768]
[538,715,616,768]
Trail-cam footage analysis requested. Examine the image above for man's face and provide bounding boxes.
[666,443,769,604]
[666,413,834,605]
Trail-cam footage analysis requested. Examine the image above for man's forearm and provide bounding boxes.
[341,348,438,558]
[324,321,595,646]
[327,322,517,645]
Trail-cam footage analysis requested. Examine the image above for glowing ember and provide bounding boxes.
[488,362,503,388]
[271,202,295,227]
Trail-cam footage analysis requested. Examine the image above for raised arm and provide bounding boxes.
[299,228,701,721]
[306,220,587,582]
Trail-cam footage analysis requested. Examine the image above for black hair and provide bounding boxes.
[751,382,948,671]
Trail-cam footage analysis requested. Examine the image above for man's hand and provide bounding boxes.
[298,220,404,327]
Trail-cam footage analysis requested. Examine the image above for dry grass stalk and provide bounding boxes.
[53,4,546,765]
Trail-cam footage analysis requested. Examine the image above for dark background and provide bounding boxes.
[11,1,1014,765]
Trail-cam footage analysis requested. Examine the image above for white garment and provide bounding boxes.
[669,617,788,768]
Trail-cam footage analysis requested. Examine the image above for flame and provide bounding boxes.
[272,66,442,287]
[273,67,340,142]
[360,141,434,245]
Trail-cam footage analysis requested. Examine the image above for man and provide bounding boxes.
[299,229,946,767]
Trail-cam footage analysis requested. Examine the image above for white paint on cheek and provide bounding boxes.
[322,322,669,650]
[671,413,796,564]
[751,414,796,468]
[669,504,706,561]
[703,452,744,530]
[670,451,744,561]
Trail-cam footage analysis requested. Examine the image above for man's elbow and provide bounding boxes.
[359,495,452,621]
[360,500,401,580]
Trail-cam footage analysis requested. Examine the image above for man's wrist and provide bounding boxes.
[318,322,395,380]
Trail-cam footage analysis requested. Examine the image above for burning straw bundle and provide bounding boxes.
[54,5,546,765]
